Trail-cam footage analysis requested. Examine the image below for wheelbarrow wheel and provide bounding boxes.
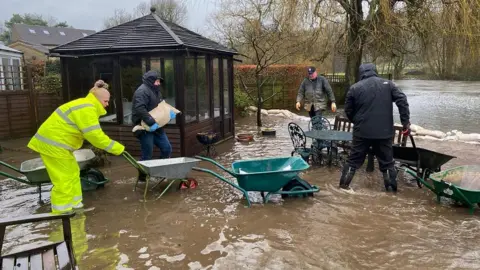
[81,168,107,191]
[281,178,314,199]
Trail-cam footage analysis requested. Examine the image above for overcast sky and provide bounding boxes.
[0,0,219,35]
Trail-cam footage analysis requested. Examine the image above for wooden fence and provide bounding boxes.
[0,64,62,140]
[238,73,392,110]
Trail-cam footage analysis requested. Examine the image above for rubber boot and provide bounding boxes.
[383,168,398,192]
[339,165,356,190]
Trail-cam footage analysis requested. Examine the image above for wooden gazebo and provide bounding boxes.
[49,7,238,157]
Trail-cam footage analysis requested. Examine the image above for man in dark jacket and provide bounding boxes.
[296,66,337,118]
[131,70,172,163]
[339,63,410,192]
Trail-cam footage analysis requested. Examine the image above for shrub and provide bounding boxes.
[37,73,62,95]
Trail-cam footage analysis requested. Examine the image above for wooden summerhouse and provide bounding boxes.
[49,7,238,157]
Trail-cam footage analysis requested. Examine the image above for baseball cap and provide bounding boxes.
[307,66,316,74]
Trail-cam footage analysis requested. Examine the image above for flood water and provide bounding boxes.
[1,113,480,269]
[393,80,480,133]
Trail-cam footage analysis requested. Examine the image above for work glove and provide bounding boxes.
[331,102,337,113]
[169,110,177,119]
[295,102,301,111]
[401,123,411,136]
[149,123,160,132]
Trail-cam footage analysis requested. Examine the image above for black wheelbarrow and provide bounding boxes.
[393,135,456,188]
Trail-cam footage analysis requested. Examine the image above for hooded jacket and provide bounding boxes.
[131,70,164,126]
[344,63,410,139]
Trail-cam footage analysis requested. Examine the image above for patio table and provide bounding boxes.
[304,130,353,166]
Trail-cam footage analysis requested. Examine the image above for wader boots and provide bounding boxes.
[383,168,398,192]
[339,165,356,190]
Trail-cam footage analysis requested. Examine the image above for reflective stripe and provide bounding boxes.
[72,195,83,202]
[81,124,101,133]
[104,140,115,152]
[55,108,76,128]
[56,103,97,134]
[52,203,72,211]
[34,133,75,151]
[64,104,94,115]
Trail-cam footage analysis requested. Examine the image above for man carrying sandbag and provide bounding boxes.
[131,70,174,167]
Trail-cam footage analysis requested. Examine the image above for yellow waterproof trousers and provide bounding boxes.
[41,153,82,214]
[49,212,88,265]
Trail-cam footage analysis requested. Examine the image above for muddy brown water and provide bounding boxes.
[1,116,480,269]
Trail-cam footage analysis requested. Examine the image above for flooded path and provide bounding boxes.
[1,115,480,269]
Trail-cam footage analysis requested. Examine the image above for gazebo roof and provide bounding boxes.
[50,8,237,55]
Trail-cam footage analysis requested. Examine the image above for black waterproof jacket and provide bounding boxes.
[131,70,163,126]
[344,63,410,139]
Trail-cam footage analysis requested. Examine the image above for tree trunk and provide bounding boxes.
[343,2,364,101]
[256,72,262,127]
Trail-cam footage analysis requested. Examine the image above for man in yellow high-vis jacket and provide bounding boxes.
[27,80,125,214]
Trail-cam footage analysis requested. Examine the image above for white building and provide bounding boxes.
[0,44,23,90]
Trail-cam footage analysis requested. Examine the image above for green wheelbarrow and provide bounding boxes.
[405,165,480,214]
[192,155,319,207]
[0,149,109,205]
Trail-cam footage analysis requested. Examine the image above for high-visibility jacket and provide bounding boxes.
[28,93,125,159]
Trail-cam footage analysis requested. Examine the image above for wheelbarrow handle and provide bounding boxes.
[0,160,22,174]
[122,151,148,175]
[191,167,251,207]
[194,155,236,176]
[409,135,416,149]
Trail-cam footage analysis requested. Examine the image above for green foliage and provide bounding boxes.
[37,74,62,95]
[234,86,254,110]
[45,60,61,74]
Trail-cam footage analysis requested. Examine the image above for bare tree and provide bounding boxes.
[213,0,321,127]
[103,8,134,29]
[103,0,188,29]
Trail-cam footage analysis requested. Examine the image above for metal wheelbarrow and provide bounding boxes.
[393,135,456,188]
[0,149,109,204]
[405,165,480,214]
[192,155,319,207]
[122,152,200,201]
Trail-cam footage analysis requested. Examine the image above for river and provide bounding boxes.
[392,80,480,134]
[1,80,480,269]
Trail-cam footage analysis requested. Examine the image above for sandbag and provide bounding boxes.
[415,129,446,139]
[267,109,282,114]
[261,109,269,116]
[457,133,480,142]
[141,100,181,130]
[246,106,258,112]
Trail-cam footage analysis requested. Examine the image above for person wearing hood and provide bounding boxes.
[339,63,411,192]
[296,66,337,118]
[131,70,173,168]
[27,80,125,213]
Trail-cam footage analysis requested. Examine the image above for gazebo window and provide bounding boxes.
[213,58,220,118]
[185,57,196,123]
[197,56,209,121]
[223,58,230,116]
[119,55,144,125]
[150,57,176,124]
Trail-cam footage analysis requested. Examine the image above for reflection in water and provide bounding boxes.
[1,110,480,269]
[393,80,480,133]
